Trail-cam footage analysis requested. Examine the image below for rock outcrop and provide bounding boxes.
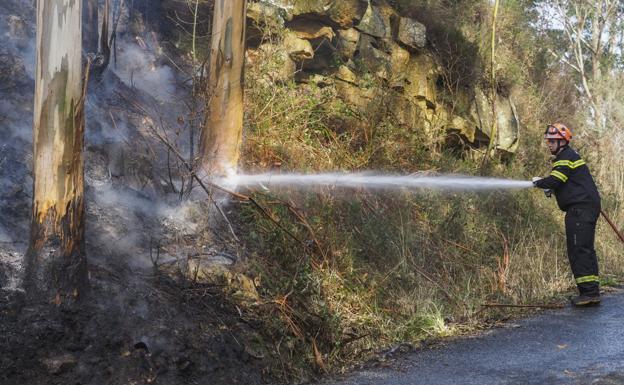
[474,88,520,153]
[246,0,520,153]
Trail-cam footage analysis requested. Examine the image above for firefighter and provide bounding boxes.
[532,123,602,306]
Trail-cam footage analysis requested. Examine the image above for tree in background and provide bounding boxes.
[541,0,624,224]
[547,0,624,132]
[200,0,247,176]
[27,0,88,301]
[482,0,500,169]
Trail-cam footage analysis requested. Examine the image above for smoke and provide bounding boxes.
[0,11,36,74]
[77,3,206,271]
[84,100,133,156]
[0,97,33,143]
[0,2,35,291]
[0,225,11,243]
[0,8,35,144]
[112,36,177,103]
[0,0,215,289]
[87,183,204,267]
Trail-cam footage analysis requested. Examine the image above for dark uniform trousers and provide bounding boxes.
[565,206,600,296]
[535,146,602,296]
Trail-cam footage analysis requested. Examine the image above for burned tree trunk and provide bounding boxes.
[99,0,111,70]
[86,0,122,78]
[200,0,247,176]
[27,0,88,301]
[83,0,99,55]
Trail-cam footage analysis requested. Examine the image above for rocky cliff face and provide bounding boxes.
[246,0,519,154]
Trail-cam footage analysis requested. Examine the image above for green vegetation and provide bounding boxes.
[191,0,624,381]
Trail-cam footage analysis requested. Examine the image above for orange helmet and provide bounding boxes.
[544,123,572,142]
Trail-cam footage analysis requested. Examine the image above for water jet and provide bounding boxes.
[221,172,533,192]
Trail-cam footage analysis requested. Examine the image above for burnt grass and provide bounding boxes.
[0,2,275,381]
[0,264,271,385]
[0,42,274,385]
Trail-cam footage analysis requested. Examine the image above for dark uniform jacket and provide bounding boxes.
[535,146,601,211]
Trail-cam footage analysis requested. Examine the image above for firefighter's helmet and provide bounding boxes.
[544,123,572,142]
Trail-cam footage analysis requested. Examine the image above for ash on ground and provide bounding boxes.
[0,1,271,384]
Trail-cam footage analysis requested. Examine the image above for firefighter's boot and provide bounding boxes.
[570,294,601,307]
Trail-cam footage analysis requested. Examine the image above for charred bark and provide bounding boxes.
[27,0,88,302]
[91,0,123,78]
[83,0,99,55]
[200,0,247,176]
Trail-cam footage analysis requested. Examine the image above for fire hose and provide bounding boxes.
[533,178,623,243]
[600,210,624,244]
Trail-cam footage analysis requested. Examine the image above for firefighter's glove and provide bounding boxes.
[531,177,541,187]
[544,189,553,198]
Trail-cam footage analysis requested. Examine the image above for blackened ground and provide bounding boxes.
[0,263,270,385]
[0,1,273,383]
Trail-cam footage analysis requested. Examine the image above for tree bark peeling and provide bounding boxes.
[200,0,247,176]
[28,0,87,300]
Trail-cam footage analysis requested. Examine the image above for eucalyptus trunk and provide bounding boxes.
[27,0,87,301]
[200,0,247,176]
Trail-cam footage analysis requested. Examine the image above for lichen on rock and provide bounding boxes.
[396,17,427,50]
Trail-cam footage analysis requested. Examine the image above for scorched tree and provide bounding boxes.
[200,0,248,176]
[27,0,88,301]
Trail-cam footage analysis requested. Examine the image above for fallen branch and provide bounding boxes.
[122,93,319,258]
[146,124,240,242]
[247,198,306,247]
[285,199,328,262]
[483,302,564,309]
[148,124,312,249]
[339,332,370,347]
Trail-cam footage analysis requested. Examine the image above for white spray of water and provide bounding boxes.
[223,173,533,191]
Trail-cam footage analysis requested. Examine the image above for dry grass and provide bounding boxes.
[226,12,624,383]
[232,183,593,378]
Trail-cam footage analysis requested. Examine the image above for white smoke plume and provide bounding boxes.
[0,0,207,290]
[112,41,177,103]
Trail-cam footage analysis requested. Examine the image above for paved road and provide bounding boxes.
[327,292,624,385]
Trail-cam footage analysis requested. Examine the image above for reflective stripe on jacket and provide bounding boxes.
[534,146,601,211]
